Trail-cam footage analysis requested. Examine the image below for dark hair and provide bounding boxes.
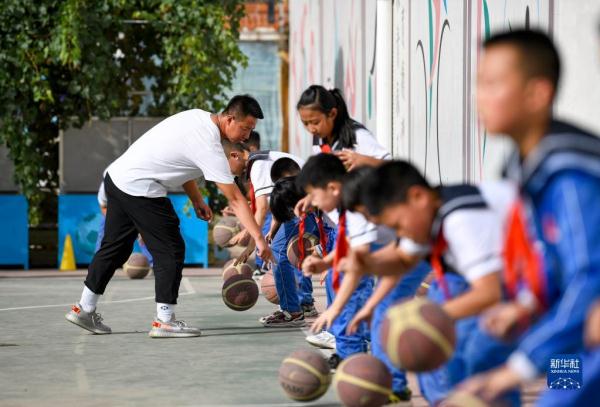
[296,153,346,191]
[221,139,248,155]
[484,29,561,91]
[362,161,431,216]
[235,176,250,198]
[243,130,261,151]
[296,85,364,149]
[271,158,301,183]
[223,94,264,119]
[342,166,375,211]
[270,177,306,223]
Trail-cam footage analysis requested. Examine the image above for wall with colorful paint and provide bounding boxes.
[289,0,600,181]
[393,0,600,183]
[288,0,377,157]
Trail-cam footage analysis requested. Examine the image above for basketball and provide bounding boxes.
[222,261,253,281]
[333,354,392,407]
[221,274,259,311]
[260,270,279,304]
[381,297,456,372]
[279,349,330,402]
[123,253,150,279]
[213,216,241,248]
[286,233,319,268]
[237,232,252,247]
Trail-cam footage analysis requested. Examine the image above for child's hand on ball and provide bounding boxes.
[347,306,374,335]
[310,307,340,333]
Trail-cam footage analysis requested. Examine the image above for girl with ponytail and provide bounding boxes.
[296,85,390,169]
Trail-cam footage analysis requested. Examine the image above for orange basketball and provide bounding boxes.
[279,349,330,402]
[286,233,319,268]
[213,217,240,248]
[221,275,259,311]
[260,270,279,304]
[123,253,150,279]
[380,297,456,372]
[333,354,392,407]
[222,261,253,281]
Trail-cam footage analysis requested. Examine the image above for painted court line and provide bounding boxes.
[0,292,195,312]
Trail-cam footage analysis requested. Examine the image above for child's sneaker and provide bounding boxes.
[148,316,201,338]
[387,388,412,404]
[305,330,336,349]
[328,353,342,370]
[259,309,283,323]
[65,304,111,334]
[302,303,319,318]
[262,310,306,328]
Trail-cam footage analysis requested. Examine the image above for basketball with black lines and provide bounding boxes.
[381,297,456,372]
[123,253,151,279]
[286,233,320,267]
[212,216,241,248]
[221,260,253,281]
[221,274,259,311]
[278,349,330,402]
[333,354,392,407]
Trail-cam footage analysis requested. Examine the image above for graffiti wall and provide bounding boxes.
[288,0,377,157]
[290,0,600,180]
[393,0,553,183]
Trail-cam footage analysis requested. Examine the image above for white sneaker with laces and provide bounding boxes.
[306,330,336,349]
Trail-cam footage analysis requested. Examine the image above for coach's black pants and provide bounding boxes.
[85,174,185,304]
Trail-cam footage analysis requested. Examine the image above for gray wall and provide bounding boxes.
[60,117,163,193]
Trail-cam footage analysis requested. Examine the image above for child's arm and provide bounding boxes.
[442,272,503,320]
[265,218,281,243]
[344,242,421,277]
[309,244,370,332]
[347,274,402,334]
[230,194,269,245]
[183,180,212,221]
[302,249,335,275]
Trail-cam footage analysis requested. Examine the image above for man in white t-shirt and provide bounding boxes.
[65,95,273,338]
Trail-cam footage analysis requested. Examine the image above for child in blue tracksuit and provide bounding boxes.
[298,155,402,369]
[331,162,513,405]
[310,166,431,402]
[260,176,328,327]
[457,30,600,405]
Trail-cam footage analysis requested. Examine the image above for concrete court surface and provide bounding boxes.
[0,269,543,406]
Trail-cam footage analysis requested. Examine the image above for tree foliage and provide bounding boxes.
[0,0,246,224]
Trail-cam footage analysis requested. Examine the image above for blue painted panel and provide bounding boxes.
[0,195,28,268]
[58,195,208,267]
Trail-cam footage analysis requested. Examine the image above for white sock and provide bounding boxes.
[157,303,175,322]
[80,286,100,313]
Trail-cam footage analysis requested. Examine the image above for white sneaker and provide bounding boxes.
[306,330,336,349]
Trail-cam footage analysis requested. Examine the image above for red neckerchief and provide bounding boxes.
[503,200,547,310]
[332,210,348,292]
[248,180,257,214]
[297,214,307,268]
[320,144,332,154]
[430,229,452,301]
[316,212,328,257]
